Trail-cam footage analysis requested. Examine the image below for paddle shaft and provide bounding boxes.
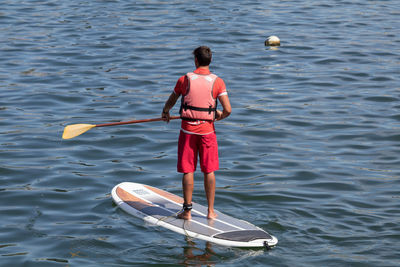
[95,116,180,127]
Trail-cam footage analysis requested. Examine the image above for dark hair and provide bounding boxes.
[193,46,212,66]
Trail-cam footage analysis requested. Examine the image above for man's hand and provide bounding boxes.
[162,109,170,123]
[162,92,180,123]
[216,94,231,121]
[215,110,223,121]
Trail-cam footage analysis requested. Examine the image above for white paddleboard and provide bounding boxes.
[111,182,278,248]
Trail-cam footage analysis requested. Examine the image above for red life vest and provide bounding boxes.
[180,72,218,121]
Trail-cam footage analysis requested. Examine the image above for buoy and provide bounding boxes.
[265,36,280,46]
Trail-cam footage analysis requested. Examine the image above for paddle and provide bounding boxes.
[62,116,180,139]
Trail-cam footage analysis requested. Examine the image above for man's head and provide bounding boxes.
[193,46,212,67]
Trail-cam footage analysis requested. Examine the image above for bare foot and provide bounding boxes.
[177,210,191,220]
[207,210,218,219]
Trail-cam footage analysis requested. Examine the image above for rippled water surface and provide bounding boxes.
[1,0,399,266]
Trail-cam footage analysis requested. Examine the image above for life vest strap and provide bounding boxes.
[182,103,217,114]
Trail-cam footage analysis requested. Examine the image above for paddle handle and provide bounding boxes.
[95,116,180,127]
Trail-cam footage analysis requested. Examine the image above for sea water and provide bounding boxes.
[0,0,399,266]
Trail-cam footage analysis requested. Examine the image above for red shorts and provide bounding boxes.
[177,131,219,173]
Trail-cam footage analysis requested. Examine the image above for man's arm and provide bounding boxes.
[216,94,231,121]
[162,92,180,122]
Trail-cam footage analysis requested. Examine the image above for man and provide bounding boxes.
[162,46,231,220]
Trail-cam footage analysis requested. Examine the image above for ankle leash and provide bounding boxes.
[183,203,192,211]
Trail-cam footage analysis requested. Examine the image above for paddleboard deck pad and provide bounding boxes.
[111,182,278,248]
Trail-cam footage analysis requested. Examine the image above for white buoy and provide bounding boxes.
[265,35,280,46]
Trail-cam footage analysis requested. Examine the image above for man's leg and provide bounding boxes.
[204,171,217,219]
[177,130,198,220]
[178,172,194,220]
[199,133,219,219]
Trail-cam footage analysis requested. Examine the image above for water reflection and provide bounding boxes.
[181,237,266,266]
[182,238,216,267]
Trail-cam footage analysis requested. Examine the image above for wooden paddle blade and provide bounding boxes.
[62,124,96,139]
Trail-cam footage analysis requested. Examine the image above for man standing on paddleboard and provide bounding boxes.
[162,46,231,220]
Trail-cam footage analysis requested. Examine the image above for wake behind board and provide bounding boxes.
[111,182,278,248]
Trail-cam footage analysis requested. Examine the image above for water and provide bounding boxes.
[1,0,399,266]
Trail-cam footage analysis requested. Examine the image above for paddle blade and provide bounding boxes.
[62,124,96,139]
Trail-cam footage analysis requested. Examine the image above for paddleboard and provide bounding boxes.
[111,182,278,248]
